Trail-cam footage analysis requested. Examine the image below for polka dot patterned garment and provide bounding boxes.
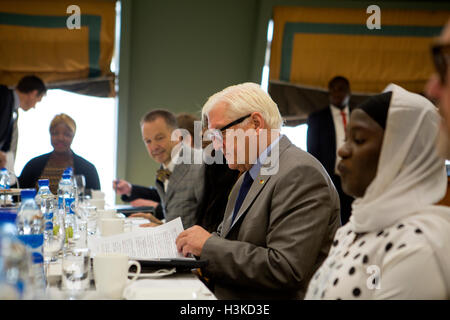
[305,220,447,300]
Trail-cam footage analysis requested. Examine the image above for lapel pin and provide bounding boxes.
[259,179,265,184]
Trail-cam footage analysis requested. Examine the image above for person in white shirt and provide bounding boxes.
[305,84,450,300]
[0,75,46,181]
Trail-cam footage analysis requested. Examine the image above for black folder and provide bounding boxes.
[136,258,209,273]
[113,204,156,217]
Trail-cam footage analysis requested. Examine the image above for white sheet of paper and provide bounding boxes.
[89,217,185,259]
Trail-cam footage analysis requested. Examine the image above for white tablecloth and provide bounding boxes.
[46,260,215,300]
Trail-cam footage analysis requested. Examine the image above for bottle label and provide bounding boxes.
[64,198,75,215]
[32,252,44,264]
[17,234,44,249]
[44,211,53,220]
[17,234,44,264]
[45,221,53,231]
[16,280,25,297]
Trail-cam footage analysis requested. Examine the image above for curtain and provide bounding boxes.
[0,0,116,97]
[269,6,449,122]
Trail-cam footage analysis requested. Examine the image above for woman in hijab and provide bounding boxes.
[19,113,100,194]
[305,84,450,299]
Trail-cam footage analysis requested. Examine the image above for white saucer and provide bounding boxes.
[128,268,176,279]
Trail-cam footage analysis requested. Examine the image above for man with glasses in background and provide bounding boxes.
[176,82,341,300]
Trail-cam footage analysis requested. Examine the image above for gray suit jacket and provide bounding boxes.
[201,135,341,300]
[155,146,205,229]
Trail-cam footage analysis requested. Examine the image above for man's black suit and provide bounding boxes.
[307,106,354,224]
[0,85,15,153]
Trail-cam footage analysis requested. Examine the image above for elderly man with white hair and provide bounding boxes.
[176,82,341,299]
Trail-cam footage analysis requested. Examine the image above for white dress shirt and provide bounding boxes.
[162,147,180,192]
[5,90,20,183]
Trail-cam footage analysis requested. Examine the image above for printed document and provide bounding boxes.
[89,217,186,259]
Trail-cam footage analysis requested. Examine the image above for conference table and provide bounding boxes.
[45,261,216,300]
[44,214,216,300]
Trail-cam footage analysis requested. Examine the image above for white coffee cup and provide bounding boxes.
[89,198,105,210]
[93,253,141,299]
[100,218,124,236]
[97,209,117,219]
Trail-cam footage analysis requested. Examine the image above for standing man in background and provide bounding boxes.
[0,75,46,183]
[307,76,354,224]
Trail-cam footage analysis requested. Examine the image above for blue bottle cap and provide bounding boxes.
[20,189,36,199]
[62,174,71,180]
[38,179,49,187]
[0,168,7,172]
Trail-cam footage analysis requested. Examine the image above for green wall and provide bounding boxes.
[116,0,450,202]
[117,0,259,195]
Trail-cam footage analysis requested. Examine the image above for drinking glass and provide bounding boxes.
[74,174,86,202]
[43,206,65,263]
[74,219,88,249]
[83,206,98,235]
[62,248,91,299]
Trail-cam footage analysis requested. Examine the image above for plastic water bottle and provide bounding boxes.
[0,210,33,299]
[57,171,71,210]
[16,189,46,295]
[58,174,77,243]
[57,170,68,209]
[35,179,52,207]
[65,167,79,205]
[35,179,54,240]
[65,167,74,189]
[0,168,11,204]
[0,168,10,190]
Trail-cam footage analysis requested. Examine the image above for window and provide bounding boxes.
[280,124,308,151]
[15,90,117,205]
[261,19,308,151]
[14,1,121,205]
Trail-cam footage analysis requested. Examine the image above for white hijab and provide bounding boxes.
[350,83,450,295]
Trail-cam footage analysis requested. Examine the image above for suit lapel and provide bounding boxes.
[223,174,272,237]
[222,135,293,238]
[165,162,188,202]
[155,169,165,200]
[220,176,242,237]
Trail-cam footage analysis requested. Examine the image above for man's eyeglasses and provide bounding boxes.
[431,43,450,84]
[206,113,252,141]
